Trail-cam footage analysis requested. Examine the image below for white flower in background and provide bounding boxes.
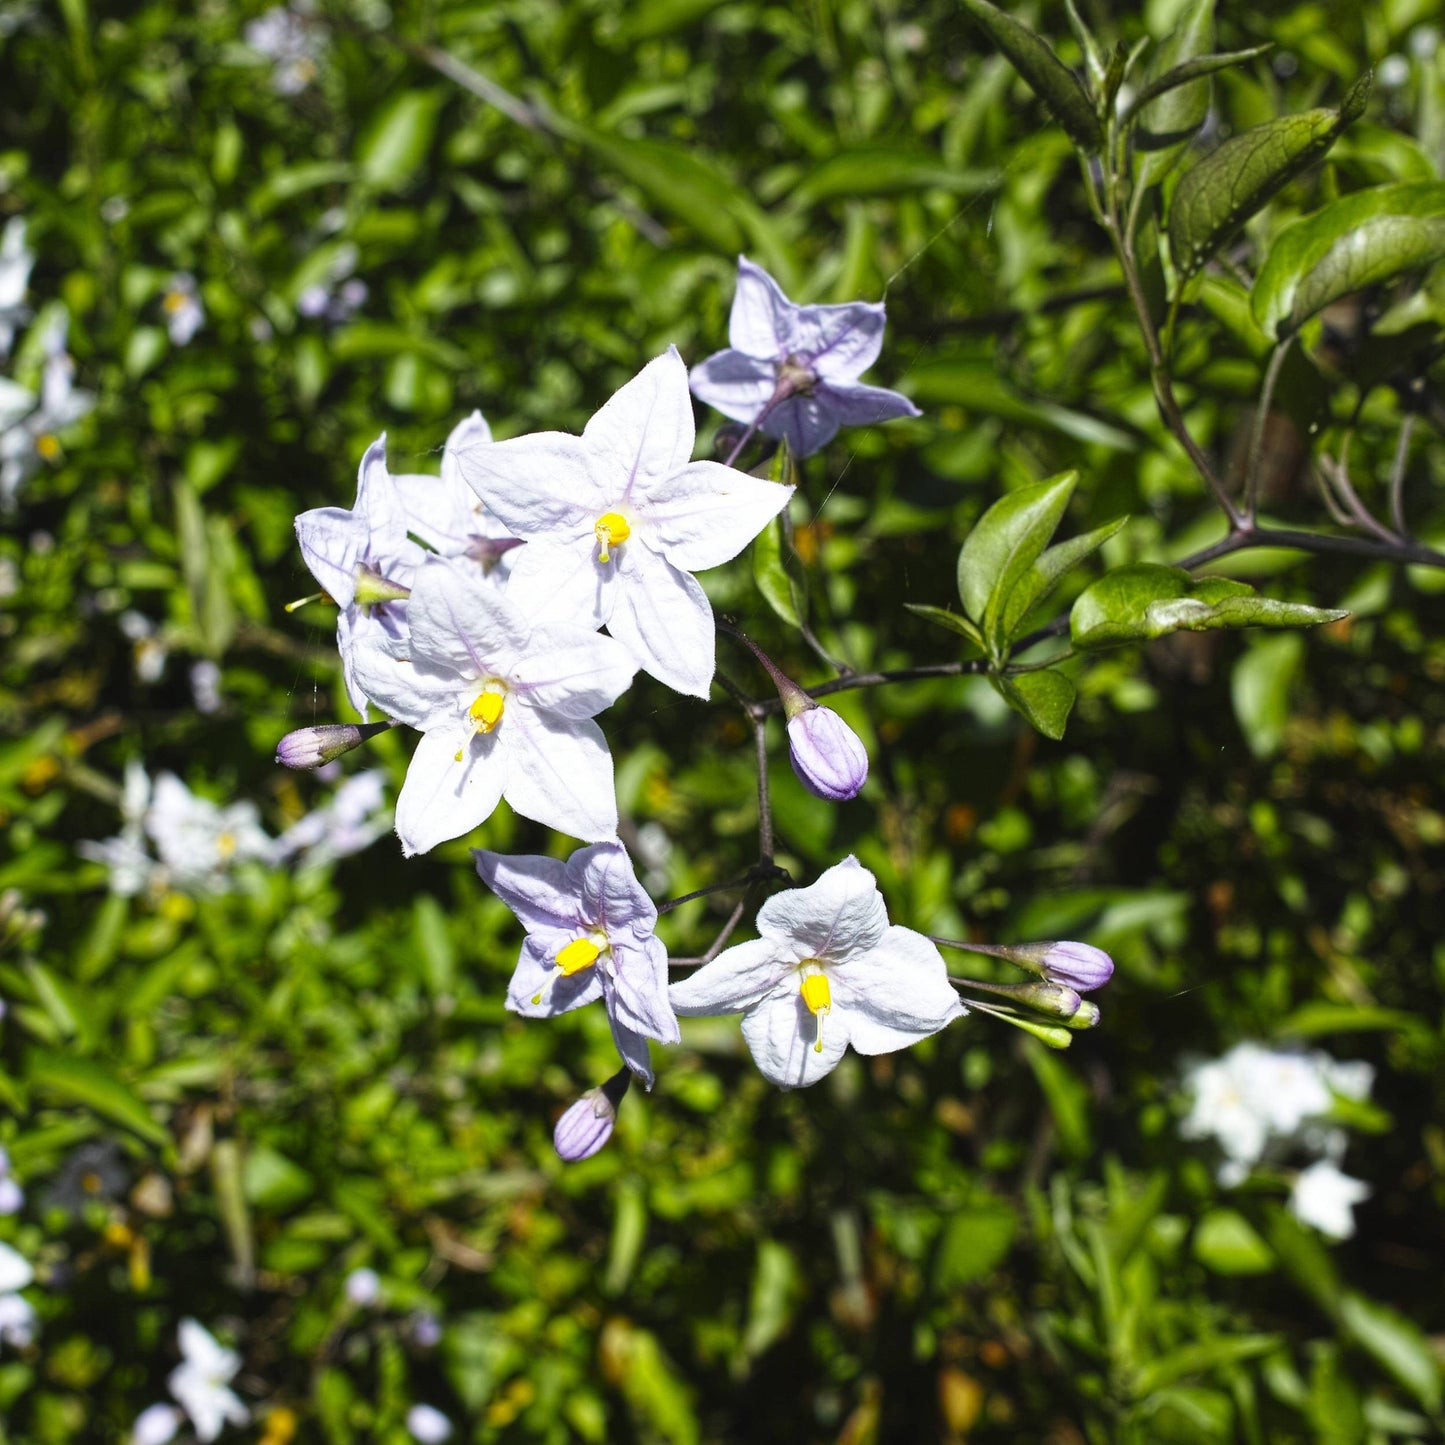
[0,1240,31,1292]
[0,217,35,358]
[0,315,95,509]
[274,769,388,869]
[298,277,368,326]
[344,1266,381,1307]
[689,256,920,458]
[456,347,793,698]
[0,1240,34,1351]
[243,3,325,95]
[351,558,636,855]
[77,758,157,897]
[190,659,223,715]
[406,1404,453,1444]
[161,273,204,346]
[475,842,679,1087]
[131,1403,183,1445]
[119,610,169,684]
[670,856,964,1089]
[144,772,275,892]
[167,1318,249,1443]
[1289,1159,1371,1240]
[0,1144,22,1215]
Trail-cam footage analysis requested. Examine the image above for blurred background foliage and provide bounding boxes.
[1,0,1445,1440]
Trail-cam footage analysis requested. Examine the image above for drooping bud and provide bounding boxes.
[1036,941,1114,992]
[786,706,869,802]
[553,1068,632,1163]
[276,721,391,769]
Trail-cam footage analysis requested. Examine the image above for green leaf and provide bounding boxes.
[1024,1037,1091,1155]
[1135,0,1216,191]
[357,91,444,191]
[603,1178,648,1296]
[933,1204,1017,1287]
[247,161,353,218]
[1265,1206,1342,1315]
[957,472,1077,649]
[792,147,998,206]
[1251,181,1445,336]
[243,1145,316,1213]
[1071,563,1345,649]
[995,668,1076,741]
[753,515,804,628]
[999,515,1129,641]
[1276,1001,1425,1038]
[1339,1292,1443,1412]
[1168,74,1372,280]
[1135,1334,1281,1394]
[26,1051,169,1147]
[957,0,1102,152]
[1232,631,1304,759]
[1193,1209,1276,1276]
[411,894,457,996]
[903,603,983,648]
[740,1240,801,1359]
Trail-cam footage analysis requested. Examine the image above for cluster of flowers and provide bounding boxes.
[79,760,388,897]
[1179,1041,1375,1239]
[277,258,1113,1155]
[0,218,95,510]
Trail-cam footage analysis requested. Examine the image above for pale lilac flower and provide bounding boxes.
[144,773,275,892]
[410,1313,442,1349]
[0,1152,21,1214]
[132,1403,183,1445]
[344,1267,381,1307]
[786,705,868,801]
[456,347,793,697]
[273,770,388,868]
[298,277,367,326]
[161,274,204,346]
[407,1405,453,1444]
[0,217,35,359]
[670,856,963,1089]
[0,316,95,509]
[689,256,920,458]
[475,843,677,1086]
[243,4,325,95]
[119,610,169,684]
[554,1069,632,1161]
[168,1319,249,1443]
[0,1292,35,1349]
[1289,1160,1370,1240]
[190,659,223,715]
[351,558,636,854]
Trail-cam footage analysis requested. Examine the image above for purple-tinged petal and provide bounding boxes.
[581,347,697,501]
[506,933,605,1017]
[814,379,921,427]
[729,256,794,358]
[474,849,585,933]
[573,842,658,931]
[669,938,794,1016]
[605,933,679,1044]
[760,394,843,458]
[688,348,777,425]
[791,300,887,381]
[638,460,792,572]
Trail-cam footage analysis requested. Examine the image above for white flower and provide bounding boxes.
[144,773,276,892]
[132,1403,183,1445]
[120,610,169,684]
[1289,1160,1370,1240]
[0,316,94,509]
[161,274,204,346]
[0,1178,22,1215]
[344,1266,381,1306]
[243,4,325,95]
[406,1404,453,1444]
[352,557,636,854]
[167,1319,249,1443]
[77,758,156,896]
[273,770,388,869]
[0,1292,36,1349]
[669,856,964,1088]
[455,347,793,697]
[0,1241,32,1292]
[0,217,35,358]
[190,659,223,715]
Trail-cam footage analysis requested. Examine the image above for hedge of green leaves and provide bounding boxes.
[2,0,1445,1441]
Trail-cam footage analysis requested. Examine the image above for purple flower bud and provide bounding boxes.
[786,705,869,801]
[276,721,390,769]
[1040,941,1114,993]
[553,1068,631,1163]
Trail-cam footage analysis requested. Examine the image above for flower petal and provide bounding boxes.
[610,1015,656,1089]
[638,460,792,573]
[354,434,411,562]
[346,625,455,729]
[295,506,366,605]
[728,256,793,358]
[606,934,680,1044]
[574,842,657,931]
[408,558,527,679]
[687,348,777,425]
[502,710,618,842]
[501,535,617,631]
[740,989,849,1088]
[394,726,506,857]
[754,855,888,963]
[760,394,842,459]
[815,379,921,427]
[455,430,600,539]
[669,938,793,1016]
[582,348,697,501]
[832,925,964,1053]
[506,933,604,1017]
[442,409,493,490]
[474,849,585,933]
[605,545,716,698]
[512,624,636,718]
[791,300,886,381]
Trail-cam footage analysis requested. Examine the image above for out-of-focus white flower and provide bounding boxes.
[1376,53,1411,88]
[168,1319,249,1443]
[120,610,169,683]
[190,659,223,715]
[0,1241,31,1293]
[409,1313,442,1348]
[344,1266,381,1306]
[77,758,156,896]
[273,770,388,869]
[161,274,204,346]
[0,1291,36,1349]
[1289,1160,1370,1240]
[0,315,95,509]
[144,773,276,891]
[0,1145,22,1215]
[0,217,35,358]
[406,1404,453,1444]
[132,1403,183,1445]
[244,4,326,95]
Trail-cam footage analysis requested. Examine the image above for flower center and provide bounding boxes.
[35,433,61,462]
[593,511,630,563]
[454,685,506,761]
[162,290,189,315]
[531,932,608,1004]
[799,966,832,1055]
[777,354,817,396]
[216,831,237,861]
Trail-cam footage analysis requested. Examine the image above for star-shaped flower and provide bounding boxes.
[669,856,963,1088]
[688,256,920,459]
[167,1319,249,1443]
[454,347,792,698]
[475,841,678,1086]
[351,557,636,854]
[1289,1159,1370,1240]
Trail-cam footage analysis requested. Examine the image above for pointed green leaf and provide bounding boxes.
[791,147,998,206]
[1169,74,1372,280]
[999,515,1129,641]
[957,472,1077,652]
[1193,1209,1277,1276]
[753,515,804,628]
[1135,0,1217,191]
[1134,1334,1282,1394]
[358,90,444,191]
[1339,1292,1443,1412]
[995,668,1076,741]
[903,603,984,648]
[958,0,1103,152]
[26,1051,169,1146]
[1071,563,1346,649]
[1251,182,1445,336]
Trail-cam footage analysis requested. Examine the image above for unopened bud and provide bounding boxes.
[276,721,390,769]
[1064,1000,1101,1029]
[1005,940,1114,993]
[787,705,868,802]
[553,1068,631,1163]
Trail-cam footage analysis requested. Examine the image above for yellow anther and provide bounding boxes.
[35,433,61,462]
[162,290,188,315]
[801,973,832,1054]
[594,511,631,563]
[216,832,237,861]
[469,692,505,732]
[555,938,602,975]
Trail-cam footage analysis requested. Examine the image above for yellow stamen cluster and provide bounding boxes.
[35,433,61,462]
[455,689,506,761]
[594,511,631,563]
[531,934,605,1004]
[800,971,832,1054]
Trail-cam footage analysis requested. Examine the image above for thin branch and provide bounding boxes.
[1388,412,1417,538]
[1242,337,1294,523]
[753,716,774,863]
[1316,439,1401,545]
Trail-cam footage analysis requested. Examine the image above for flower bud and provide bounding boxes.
[786,706,869,802]
[553,1068,631,1163]
[1064,1000,1101,1029]
[1039,941,1114,992]
[276,721,390,770]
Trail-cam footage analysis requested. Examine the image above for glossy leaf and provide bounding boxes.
[903,603,984,648]
[1135,0,1216,191]
[358,91,444,191]
[1251,181,1445,336]
[1071,563,1345,649]
[753,515,805,628]
[1169,74,1371,280]
[995,667,1076,741]
[958,0,1103,152]
[999,515,1129,641]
